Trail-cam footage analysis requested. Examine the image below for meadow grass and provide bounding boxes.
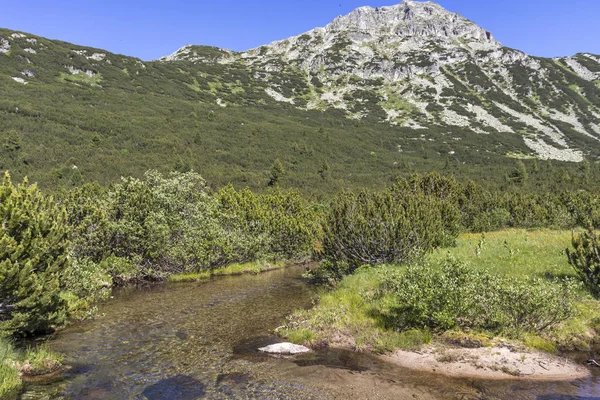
[282,229,600,353]
[427,229,600,351]
[168,260,287,282]
[428,229,577,279]
[0,337,21,399]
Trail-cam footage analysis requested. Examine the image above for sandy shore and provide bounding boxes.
[380,343,591,381]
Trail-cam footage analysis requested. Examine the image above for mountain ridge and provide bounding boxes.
[158,1,600,163]
[1,1,600,191]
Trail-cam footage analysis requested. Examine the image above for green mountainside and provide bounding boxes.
[1,0,600,193]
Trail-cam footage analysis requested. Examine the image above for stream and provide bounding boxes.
[21,265,600,399]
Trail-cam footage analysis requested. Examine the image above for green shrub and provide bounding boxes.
[373,259,577,335]
[62,182,111,263]
[0,173,71,336]
[470,208,512,232]
[311,180,460,282]
[567,228,600,296]
[65,171,317,283]
[217,185,318,260]
[101,170,249,276]
[59,257,111,320]
[0,172,114,336]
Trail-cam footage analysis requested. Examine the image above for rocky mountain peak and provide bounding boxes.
[325,1,498,46]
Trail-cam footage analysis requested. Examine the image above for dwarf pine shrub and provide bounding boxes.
[310,182,461,282]
[0,173,71,336]
[567,228,600,296]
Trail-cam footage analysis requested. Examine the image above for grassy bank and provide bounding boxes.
[280,229,600,353]
[0,337,63,399]
[279,265,433,352]
[428,229,579,279]
[168,260,288,282]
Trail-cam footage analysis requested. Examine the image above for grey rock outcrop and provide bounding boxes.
[0,37,9,53]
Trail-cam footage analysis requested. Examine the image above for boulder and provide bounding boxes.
[258,342,311,355]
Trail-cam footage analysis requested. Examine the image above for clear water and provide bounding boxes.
[21,265,600,399]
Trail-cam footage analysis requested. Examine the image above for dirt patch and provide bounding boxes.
[381,343,590,381]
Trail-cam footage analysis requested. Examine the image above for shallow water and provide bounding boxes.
[21,265,600,399]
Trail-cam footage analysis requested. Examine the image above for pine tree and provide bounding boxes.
[268,159,286,187]
[318,160,330,180]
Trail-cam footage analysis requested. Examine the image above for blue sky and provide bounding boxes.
[1,0,598,60]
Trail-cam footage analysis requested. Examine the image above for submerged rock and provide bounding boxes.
[142,375,206,400]
[258,342,311,355]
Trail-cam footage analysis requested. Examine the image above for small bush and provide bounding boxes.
[311,182,460,282]
[59,257,111,320]
[567,228,600,296]
[373,259,578,335]
[217,185,318,261]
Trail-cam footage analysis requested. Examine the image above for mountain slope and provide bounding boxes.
[1,1,600,191]
[245,1,600,163]
[165,1,600,163]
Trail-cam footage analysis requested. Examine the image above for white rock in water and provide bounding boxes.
[258,342,311,354]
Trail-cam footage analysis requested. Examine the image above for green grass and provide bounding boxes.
[428,229,577,279]
[168,260,286,282]
[283,229,600,354]
[0,337,65,399]
[429,230,600,350]
[0,337,21,400]
[20,344,63,376]
[58,71,103,87]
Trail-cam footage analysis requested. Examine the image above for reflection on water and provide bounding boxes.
[21,265,600,399]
